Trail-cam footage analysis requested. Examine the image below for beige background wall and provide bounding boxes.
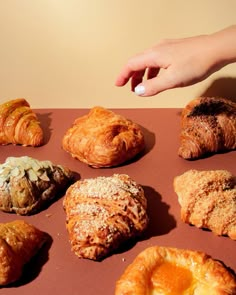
[0,0,235,109]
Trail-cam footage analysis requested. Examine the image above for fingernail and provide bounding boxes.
[135,85,145,96]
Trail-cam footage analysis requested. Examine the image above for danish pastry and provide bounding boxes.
[0,220,48,286]
[0,156,74,215]
[115,246,236,294]
[62,106,145,168]
[0,98,44,146]
[178,97,236,159]
[63,174,148,260]
[174,169,236,239]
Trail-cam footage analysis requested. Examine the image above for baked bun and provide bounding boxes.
[115,246,236,294]
[174,169,236,239]
[62,106,145,168]
[178,97,236,159]
[63,174,148,260]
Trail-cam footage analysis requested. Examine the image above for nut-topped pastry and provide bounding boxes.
[63,174,148,260]
[62,106,145,168]
[0,156,74,215]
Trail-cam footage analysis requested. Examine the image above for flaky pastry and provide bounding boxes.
[62,106,145,168]
[63,174,148,260]
[115,246,236,295]
[174,169,236,239]
[0,98,44,146]
[178,97,236,159]
[0,220,48,286]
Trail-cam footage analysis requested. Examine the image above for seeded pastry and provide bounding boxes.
[63,174,148,260]
[174,169,236,239]
[0,156,74,215]
[115,246,236,294]
[62,106,145,168]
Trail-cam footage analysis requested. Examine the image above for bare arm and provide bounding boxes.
[115,25,236,96]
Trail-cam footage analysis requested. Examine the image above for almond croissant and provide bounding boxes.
[0,220,48,286]
[178,97,236,159]
[174,169,236,239]
[62,106,145,168]
[63,174,148,260]
[0,98,43,146]
[0,156,74,215]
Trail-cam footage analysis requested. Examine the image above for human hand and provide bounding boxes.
[115,35,222,97]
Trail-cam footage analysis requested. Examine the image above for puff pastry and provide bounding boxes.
[62,106,145,168]
[63,174,148,260]
[0,98,44,146]
[0,156,74,215]
[178,97,236,159]
[115,246,236,295]
[174,169,236,239]
[0,220,48,286]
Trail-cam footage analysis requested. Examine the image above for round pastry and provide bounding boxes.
[62,106,145,168]
[115,246,236,294]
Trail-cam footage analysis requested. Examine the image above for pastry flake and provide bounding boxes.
[63,174,148,260]
[115,246,236,294]
[0,98,44,146]
[62,106,145,168]
[174,169,236,239]
[178,97,236,159]
[0,156,74,215]
[0,220,48,286]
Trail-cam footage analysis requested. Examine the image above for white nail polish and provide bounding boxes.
[135,85,145,95]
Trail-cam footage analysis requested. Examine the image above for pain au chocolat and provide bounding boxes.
[62,106,145,168]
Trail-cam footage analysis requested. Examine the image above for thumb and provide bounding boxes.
[134,72,176,97]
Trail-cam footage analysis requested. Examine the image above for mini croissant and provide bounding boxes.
[174,169,236,239]
[63,174,148,260]
[62,106,145,168]
[178,97,236,159]
[0,156,74,215]
[0,98,43,146]
[0,220,48,286]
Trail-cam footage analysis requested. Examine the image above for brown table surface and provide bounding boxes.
[1,108,235,294]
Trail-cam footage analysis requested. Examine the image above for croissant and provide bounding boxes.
[63,174,148,260]
[0,220,48,286]
[0,156,74,215]
[173,169,236,239]
[62,106,145,168]
[0,98,43,146]
[115,246,236,295]
[178,97,236,159]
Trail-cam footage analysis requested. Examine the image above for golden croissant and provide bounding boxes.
[0,156,74,215]
[178,97,236,159]
[174,169,236,239]
[115,246,236,295]
[63,174,148,260]
[62,106,145,168]
[0,220,48,286]
[0,98,43,146]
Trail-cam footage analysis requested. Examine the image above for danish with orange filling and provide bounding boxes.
[115,246,236,294]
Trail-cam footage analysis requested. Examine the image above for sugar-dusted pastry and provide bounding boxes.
[178,97,236,159]
[0,220,48,286]
[0,156,74,215]
[0,98,44,146]
[174,169,236,239]
[63,174,148,260]
[62,106,145,168]
[115,246,236,294]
